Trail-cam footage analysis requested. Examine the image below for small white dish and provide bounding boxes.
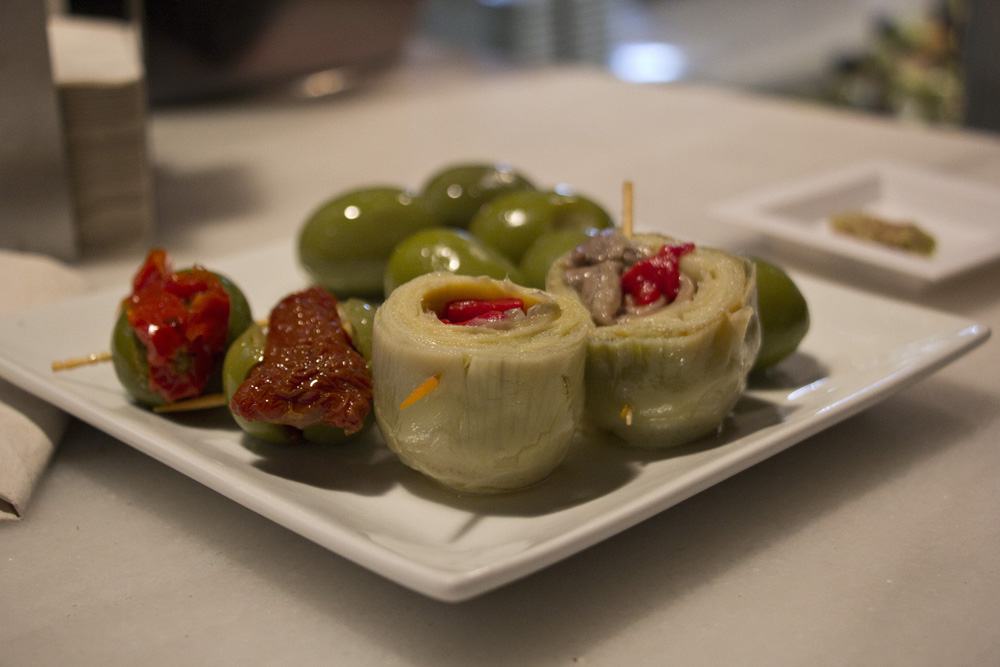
[712,161,1000,287]
[0,241,989,601]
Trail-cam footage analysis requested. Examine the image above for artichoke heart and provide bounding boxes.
[547,232,761,448]
[372,273,591,493]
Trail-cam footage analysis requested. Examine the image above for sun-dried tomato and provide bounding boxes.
[621,243,694,306]
[230,286,372,435]
[125,249,231,403]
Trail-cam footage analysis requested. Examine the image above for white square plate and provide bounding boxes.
[712,161,1000,286]
[0,240,988,601]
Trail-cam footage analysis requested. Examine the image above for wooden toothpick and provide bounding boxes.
[622,180,634,239]
[153,393,228,413]
[51,351,112,371]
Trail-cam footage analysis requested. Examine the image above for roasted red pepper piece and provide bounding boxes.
[439,298,525,325]
[621,243,694,306]
[125,249,231,402]
[229,286,372,435]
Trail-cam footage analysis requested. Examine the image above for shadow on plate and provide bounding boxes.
[393,429,643,520]
[160,404,243,431]
[245,426,403,496]
[748,351,829,391]
[233,354,820,517]
[394,391,790,521]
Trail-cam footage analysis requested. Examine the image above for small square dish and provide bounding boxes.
[712,161,1000,287]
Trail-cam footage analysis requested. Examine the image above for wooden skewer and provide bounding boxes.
[153,393,228,413]
[51,351,112,371]
[621,180,634,239]
[52,349,226,412]
[52,316,268,373]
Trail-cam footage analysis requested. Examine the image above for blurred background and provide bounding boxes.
[56,0,996,131]
[4,0,995,260]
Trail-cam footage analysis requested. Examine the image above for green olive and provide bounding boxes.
[110,271,252,408]
[111,308,162,407]
[299,187,436,299]
[544,188,614,229]
[223,324,288,442]
[469,189,613,263]
[216,272,254,349]
[222,324,363,445]
[752,258,810,370]
[420,163,535,228]
[521,228,596,290]
[338,297,376,363]
[384,227,524,295]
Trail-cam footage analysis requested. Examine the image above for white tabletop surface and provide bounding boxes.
[4,46,1000,665]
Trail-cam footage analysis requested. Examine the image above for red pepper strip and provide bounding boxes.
[125,249,231,403]
[621,243,694,306]
[131,247,170,292]
[439,298,525,325]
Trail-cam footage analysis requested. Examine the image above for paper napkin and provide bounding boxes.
[0,249,90,519]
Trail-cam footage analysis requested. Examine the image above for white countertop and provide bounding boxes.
[3,53,1000,665]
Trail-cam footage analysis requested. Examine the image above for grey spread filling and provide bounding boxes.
[425,301,559,330]
[472,301,559,330]
[563,230,694,325]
